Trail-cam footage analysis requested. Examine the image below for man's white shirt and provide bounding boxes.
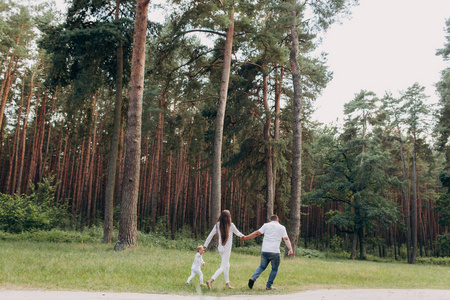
[258,221,288,253]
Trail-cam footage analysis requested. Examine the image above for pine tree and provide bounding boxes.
[114,0,150,251]
[401,83,430,263]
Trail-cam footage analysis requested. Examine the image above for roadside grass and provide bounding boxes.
[1,240,449,296]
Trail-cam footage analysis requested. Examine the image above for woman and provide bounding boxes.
[203,210,244,289]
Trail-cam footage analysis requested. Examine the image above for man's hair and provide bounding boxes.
[270,215,279,221]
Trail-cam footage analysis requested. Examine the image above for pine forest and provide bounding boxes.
[0,0,449,263]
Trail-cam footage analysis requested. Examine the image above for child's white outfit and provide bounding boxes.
[186,252,205,285]
[204,222,244,283]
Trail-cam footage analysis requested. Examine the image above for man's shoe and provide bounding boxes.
[200,283,207,287]
[185,282,189,286]
[248,278,255,289]
[266,286,277,290]
[225,283,234,289]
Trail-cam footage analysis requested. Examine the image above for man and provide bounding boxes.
[241,215,293,290]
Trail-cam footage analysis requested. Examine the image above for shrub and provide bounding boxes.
[436,234,450,257]
[416,257,450,266]
[0,228,99,243]
[0,176,70,233]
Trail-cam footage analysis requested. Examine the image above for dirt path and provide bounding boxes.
[1,289,450,300]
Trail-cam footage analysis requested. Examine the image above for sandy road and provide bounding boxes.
[1,289,450,300]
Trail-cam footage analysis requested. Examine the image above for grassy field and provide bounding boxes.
[0,240,449,295]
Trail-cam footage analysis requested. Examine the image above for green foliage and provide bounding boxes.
[436,191,450,227]
[329,235,344,252]
[436,234,450,257]
[0,177,70,233]
[0,228,100,243]
[296,247,325,258]
[416,257,450,266]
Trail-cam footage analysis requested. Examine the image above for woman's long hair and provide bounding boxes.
[218,210,231,246]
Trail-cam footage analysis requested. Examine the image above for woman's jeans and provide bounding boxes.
[251,252,281,288]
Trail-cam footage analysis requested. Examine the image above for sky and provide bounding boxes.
[312,0,450,124]
[54,0,450,125]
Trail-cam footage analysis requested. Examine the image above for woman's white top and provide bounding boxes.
[204,222,244,253]
[191,252,205,270]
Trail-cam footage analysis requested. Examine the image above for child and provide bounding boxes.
[185,245,207,286]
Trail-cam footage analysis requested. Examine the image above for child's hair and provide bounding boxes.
[196,245,204,252]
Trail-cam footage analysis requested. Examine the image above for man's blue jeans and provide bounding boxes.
[251,252,281,288]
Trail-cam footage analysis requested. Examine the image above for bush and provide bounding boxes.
[436,234,450,257]
[0,193,49,233]
[416,257,450,266]
[0,228,100,243]
[0,177,70,233]
[296,247,325,258]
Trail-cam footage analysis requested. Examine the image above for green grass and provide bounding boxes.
[0,240,449,295]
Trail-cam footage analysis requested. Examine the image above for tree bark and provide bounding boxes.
[42,88,58,181]
[114,0,150,251]
[103,0,124,243]
[273,67,283,199]
[27,88,47,194]
[287,9,303,257]
[263,74,274,221]
[0,25,22,129]
[350,231,358,259]
[412,132,418,263]
[85,94,99,226]
[5,75,25,194]
[151,93,165,226]
[397,129,412,263]
[210,6,235,235]
[16,63,38,194]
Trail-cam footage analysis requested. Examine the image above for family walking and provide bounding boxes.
[186,210,293,290]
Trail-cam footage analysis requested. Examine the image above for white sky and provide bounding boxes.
[55,0,450,125]
[312,0,450,124]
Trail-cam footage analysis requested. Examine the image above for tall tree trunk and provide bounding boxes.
[85,94,99,226]
[193,155,201,236]
[5,76,25,194]
[287,9,303,257]
[397,129,412,263]
[42,88,58,181]
[151,93,165,226]
[0,25,22,129]
[411,132,418,263]
[165,151,173,233]
[74,139,86,215]
[114,0,150,251]
[358,227,366,259]
[350,231,358,259]
[104,0,124,243]
[16,64,38,194]
[272,68,283,197]
[210,6,235,236]
[263,74,274,221]
[27,88,47,194]
[172,145,187,238]
[57,132,70,201]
